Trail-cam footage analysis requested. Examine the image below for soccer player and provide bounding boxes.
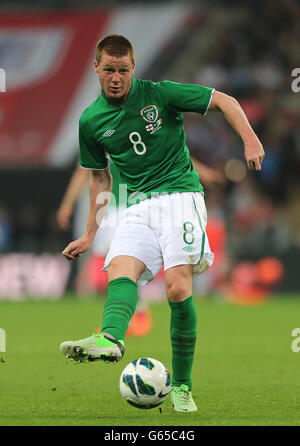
[57,158,223,330]
[60,35,264,412]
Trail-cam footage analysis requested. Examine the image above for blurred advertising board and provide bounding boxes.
[0,253,71,300]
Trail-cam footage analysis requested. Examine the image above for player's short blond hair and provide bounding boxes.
[95,34,136,64]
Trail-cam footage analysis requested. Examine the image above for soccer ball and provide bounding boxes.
[119,357,172,409]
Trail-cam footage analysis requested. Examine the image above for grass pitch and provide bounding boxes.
[0,294,299,426]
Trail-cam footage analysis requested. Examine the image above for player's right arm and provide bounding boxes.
[62,112,112,260]
[62,167,112,260]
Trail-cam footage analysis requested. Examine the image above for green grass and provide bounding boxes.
[0,294,299,426]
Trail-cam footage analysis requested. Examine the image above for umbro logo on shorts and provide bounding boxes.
[103,130,115,137]
[183,246,196,252]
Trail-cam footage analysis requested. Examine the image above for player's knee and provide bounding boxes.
[107,256,145,283]
[166,281,190,302]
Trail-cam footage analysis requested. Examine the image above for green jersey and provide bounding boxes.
[79,78,213,204]
[108,160,121,207]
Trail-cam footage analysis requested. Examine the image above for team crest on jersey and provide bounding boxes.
[140,104,159,123]
[145,119,162,134]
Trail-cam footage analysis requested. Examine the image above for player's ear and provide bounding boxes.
[93,60,99,72]
[132,62,136,74]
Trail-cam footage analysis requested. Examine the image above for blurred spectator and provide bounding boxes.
[162,0,299,268]
[0,205,11,252]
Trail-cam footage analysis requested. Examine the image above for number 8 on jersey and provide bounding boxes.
[129,131,147,155]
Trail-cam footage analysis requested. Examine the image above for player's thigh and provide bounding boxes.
[165,264,194,302]
[107,255,146,282]
[104,219,163,286]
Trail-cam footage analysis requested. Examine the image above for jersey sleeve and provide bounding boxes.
[78,115,109,170]
[158,80,214,115]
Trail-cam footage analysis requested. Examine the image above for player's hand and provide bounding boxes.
[244,139,265,171]
[62,235,92,260]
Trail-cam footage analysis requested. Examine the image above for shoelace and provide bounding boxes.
[173,385,190,402]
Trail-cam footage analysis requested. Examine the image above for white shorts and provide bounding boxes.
[103,192,214,286]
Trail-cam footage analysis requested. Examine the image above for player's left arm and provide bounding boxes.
[208,91,265,170]
[190,156,225,186]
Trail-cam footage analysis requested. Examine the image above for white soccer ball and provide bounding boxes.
[119,357,172,409]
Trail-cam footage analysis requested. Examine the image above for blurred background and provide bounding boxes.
[0,0,299,303]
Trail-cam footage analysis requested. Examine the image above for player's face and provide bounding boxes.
[94,52,135,104]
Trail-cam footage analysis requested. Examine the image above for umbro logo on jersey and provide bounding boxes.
[103,130,115,137]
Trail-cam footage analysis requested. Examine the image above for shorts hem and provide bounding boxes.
[103,252,146,270]
[164,252,214,276]
[103,252,159,286]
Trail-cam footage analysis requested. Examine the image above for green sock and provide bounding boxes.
[101,277,138,340]
[169,296,197,390]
